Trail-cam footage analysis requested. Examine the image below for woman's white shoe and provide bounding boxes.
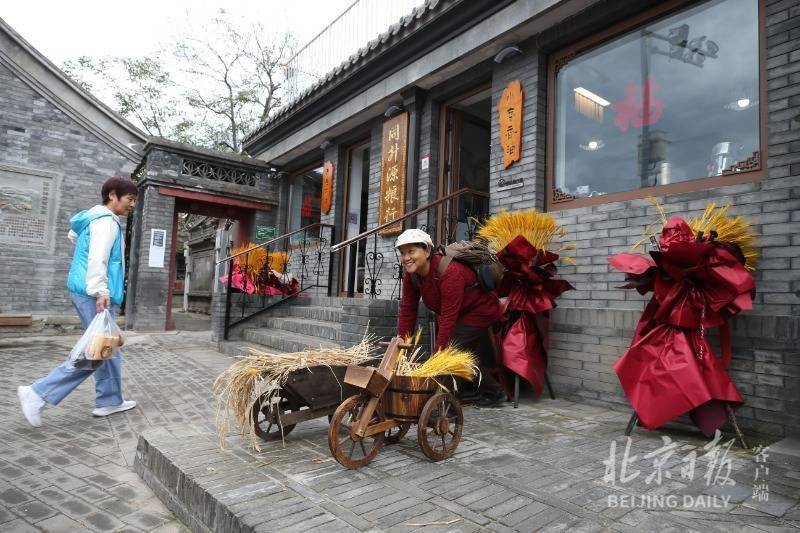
[92,400,136,417]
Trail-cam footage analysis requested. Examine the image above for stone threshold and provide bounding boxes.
[134,427,363,533]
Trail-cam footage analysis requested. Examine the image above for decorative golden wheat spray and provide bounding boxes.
[476,209,575,264]
[633,197,758,271]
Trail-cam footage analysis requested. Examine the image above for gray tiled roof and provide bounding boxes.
[243,0,455,145]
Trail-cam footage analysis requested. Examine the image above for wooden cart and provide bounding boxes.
[328,337,464,469]
[252,364,362,442]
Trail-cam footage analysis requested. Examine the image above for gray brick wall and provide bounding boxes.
[0,63,136,315]
[126,184,175,330]
[490,49,545,213]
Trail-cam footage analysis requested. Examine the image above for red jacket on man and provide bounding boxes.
[398,255,501,352]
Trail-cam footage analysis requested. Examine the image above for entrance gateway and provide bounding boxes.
[124,138,277,332]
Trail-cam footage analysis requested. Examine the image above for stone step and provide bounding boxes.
[135,428,367,533]
[282,305,342,322]
[217,340,279,358]
[303,295,369,308]
[244,328,341,353]
[262,316,340,341]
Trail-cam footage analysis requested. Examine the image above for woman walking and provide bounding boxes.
[18,177,138,427]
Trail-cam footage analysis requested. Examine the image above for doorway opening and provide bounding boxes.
[165,199,254,331]
[340,140,371,296]
[439,84,491,242]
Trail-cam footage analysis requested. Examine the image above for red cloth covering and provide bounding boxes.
[220,264,299,296]
[609,217,753,436]
[398,255,501,352]
[495,236,574,396]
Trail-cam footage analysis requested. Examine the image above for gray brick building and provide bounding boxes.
[0,17,146,322]
[236,0,799,440]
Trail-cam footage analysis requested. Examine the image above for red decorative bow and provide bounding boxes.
[495,235,574,395]
[608,216,752,435]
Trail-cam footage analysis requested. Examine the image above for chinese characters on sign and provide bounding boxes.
[498,80,524,169]
[378,112,408,235]
[148,229,166,268]
[321,161,334,215]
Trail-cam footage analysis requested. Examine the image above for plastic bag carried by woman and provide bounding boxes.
[67,309,124,368]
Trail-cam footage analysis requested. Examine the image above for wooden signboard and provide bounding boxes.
[499,80,524,169]
[378,112,409,235]
[321,160,334,215]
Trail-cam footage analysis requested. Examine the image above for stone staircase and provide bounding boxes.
[219,296,365,357]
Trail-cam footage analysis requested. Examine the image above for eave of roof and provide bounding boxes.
[144,137,271,171]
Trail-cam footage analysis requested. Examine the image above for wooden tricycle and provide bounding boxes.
[328,337,464,469]
[252,364,361,442]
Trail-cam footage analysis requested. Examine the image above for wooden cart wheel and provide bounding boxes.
[385,423,411,444]
[328,395,385,469]
[252,392,297,441]
[417,392,463,461]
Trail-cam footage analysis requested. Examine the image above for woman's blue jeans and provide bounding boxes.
[31,293,123,407]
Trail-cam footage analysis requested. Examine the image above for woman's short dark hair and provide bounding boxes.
[101,177,138,204]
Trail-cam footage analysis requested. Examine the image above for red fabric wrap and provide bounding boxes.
[496,236,574,396]
[608,216,753,436]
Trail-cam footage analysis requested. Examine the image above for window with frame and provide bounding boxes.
[288,165,323,238]
[548,0,763,209]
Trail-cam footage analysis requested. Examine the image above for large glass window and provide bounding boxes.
[549,0,762,208]
[288,165,323,232]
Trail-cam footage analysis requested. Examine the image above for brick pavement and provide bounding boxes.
[0,331,227,532]
[3,332,799,532]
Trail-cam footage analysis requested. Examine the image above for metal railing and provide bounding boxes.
[284,0,425,101]
[332,188,490,299]
[217,188,489,338]
[217,222,335,340]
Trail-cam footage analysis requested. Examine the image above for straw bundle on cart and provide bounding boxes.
[385,337,480,420]
[213,334,377,449]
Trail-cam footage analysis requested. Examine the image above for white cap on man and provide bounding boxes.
[395,228,433,250]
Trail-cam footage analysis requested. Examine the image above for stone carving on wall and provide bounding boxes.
[0,166,59,249]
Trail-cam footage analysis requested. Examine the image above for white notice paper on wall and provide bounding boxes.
[148,229,167,268]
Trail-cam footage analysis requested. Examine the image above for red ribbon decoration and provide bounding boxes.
[495,235,574,396]
[608,217,753,436]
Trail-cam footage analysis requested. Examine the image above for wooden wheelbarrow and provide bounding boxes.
[328,337,464,469]
[251,364,361,442]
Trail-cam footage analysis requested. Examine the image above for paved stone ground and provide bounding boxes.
[2,331,799,532]
[171,312,212,333]
[0,331,225,532]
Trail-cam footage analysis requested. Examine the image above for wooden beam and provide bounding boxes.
[157,186,273,211]
[0,314,32,326]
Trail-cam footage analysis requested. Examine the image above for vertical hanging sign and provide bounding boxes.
[321,160,334,215]
[499,80,524,169]
[378,112,408,235]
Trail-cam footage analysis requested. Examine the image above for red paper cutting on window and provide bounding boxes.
[301,193,315,218]
[612,77,664,132]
